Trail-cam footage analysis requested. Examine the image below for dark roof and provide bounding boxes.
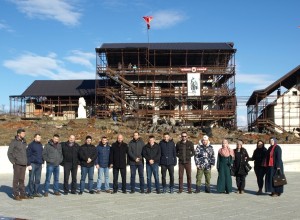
[19,80,97,97]
[96,42,235,52]
[246,65,300,105]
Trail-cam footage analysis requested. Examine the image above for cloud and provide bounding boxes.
[10,0,81,26]
[3,52,94,80]
[0,21,14,32]
[64,50,95,69]
[150,10,186,29]
[236,73,274,90]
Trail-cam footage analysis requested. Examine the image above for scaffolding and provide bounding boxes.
[95,42,237,128]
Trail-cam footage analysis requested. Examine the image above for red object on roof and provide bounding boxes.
[143,16,153,29]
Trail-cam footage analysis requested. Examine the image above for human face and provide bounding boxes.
[181,133,187,141]
[19,132,26,139]
[117,135,123,143]
[133,133,139,140]
[236,143,242,149]
[34,135,41,142]
[149,138,155,145]
[163,134,170,142]
[69,135,75,143]
[222,140,228,148]
[53,136,59,144]
[86,138,92,145]
[269,139,275,146]
[101,138,108,145]
[257,141,263,148]
[202,139,208,146]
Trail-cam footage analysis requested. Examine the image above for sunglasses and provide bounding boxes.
[181,136,187,138]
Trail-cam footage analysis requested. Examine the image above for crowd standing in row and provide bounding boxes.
[7,129,285,201]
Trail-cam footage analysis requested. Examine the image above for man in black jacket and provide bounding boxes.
[61,135,80,195]
[128,132,145,193]
[142,135,161,194]
[159,132,177,194]
[110,134,128,194]
[7,128,28,201]
[176,132,195,194]
[27,133,44,198]
[78,136,97,194]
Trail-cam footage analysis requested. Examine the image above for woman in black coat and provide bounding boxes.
[233,140,249,194]
[251,140,267,195]
[265,137,284,197]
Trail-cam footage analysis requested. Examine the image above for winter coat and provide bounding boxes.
[142,143,161,165]
[27,140,44,165]
[233,148,249,176]
[159,140,177,166]
[176,140,194,163]
[43,140,63,166]
[7,136,28,166]
[78,143,97,168]
[61,141,80,166]
[251,147,267,167]
[128,138,145,165]
[109,141,128,169]
[96,143,111,168]
[194,143,215,170]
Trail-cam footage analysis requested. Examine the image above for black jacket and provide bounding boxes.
[233,148,249,176]
[251,147,267,167]
[61,141,80,166]
[109,141,128,169]
[78,143,97,167]
[43,140,63,166]
[128,138,145,165]
[159,140,177,166]
[142,143,161,165]
[176,140,194,163]
[27,140,44,165]
[7,136,28,166]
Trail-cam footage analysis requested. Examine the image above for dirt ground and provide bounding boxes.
[0,114,299,146]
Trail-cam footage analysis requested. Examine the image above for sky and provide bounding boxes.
[0,0,299,128]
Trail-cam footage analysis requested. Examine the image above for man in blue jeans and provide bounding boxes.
[95,136,111,194]
[26,133,44,198]
[43,134,63,197]
[128,132,145,194]
[142,135,161,194]
[78,136,97,194]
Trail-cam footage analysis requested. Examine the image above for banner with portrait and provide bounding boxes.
[187,73,201,96]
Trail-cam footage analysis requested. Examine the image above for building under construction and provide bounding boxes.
[246,65,300,133]
[96,42,237,127]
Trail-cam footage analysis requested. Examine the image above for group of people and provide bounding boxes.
[7,128,284,201]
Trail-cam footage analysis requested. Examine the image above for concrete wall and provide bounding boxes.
[1,144,299,174]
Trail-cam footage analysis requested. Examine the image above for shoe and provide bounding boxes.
[187,190,192,194]
[20,195,29,199]
[122,191,127,194]
[89,191,95,194]
[256,190,262,195]
[70,191,77,195]
[146,190,151,194]
[170,188,174,194]
[96,190,101,194]
[240,190,244,194]
[44,192,48,197]
[162,187,166,194]
[28,195,34,199]
[156,190,161,194]
[205,187,211,193]
[130,190,135,194]
[14,195,22,201]
[33,193,43,198]
[54,192,61,196]
[78,191,83,195]
[64,192,69,195]
[140,190,145,194]
[111,191,117,194]
[105,190,111,193]
[177,190,182,194]
[271,193,278,197]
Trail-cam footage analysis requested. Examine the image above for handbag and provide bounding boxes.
[229,164,235,176]
[245,162,252,172]
[273,169,287,187]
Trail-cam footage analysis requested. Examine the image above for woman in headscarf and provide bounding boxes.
[233,140,249,194]
[265,137,284,197]
[217,139,234,194]
[251,140,267,195]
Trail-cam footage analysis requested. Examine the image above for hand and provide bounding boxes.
[135,158,140,162]
[96,165,99,169]
[110,164,113,168]
[87,158,92,163]
[149,160,154,165]
[27,165,32,171]
[277,167,280,170]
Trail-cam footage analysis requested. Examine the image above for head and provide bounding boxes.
[181,132,188,142]
[85,135,92,144]
[148,135,155,145]
[222,139,229,148]
[257,140,264,148]
[201,135,209,146]
[133,132,139,141]
[34,133,41,142]
[117,134,123,143]
[17,128,26,139]
[68,135,75,143]
[269,137,277,146]
[101,136,108,145]
[163,132,170,142]
[53,134,60,144]
[236,140,243,149]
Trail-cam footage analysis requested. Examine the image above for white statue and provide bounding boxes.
[77,97,87,119]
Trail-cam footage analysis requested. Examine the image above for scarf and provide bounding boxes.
[267,144,277,167]
[218,146,234,158]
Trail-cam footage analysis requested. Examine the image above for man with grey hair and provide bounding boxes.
[194,135,215,193]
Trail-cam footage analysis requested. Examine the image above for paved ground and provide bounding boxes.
[0,170,299,220]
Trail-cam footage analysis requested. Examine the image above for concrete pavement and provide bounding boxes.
[0,170,299,220]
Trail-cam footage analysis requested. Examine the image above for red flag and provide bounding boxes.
[143,16,153,29]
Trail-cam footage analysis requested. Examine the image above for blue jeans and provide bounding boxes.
[44,164,60,193]
[130,164,145,191]
[97,167,110,190]
[28,163,42,195]
[80,166,95,192]
[146,163,159,191]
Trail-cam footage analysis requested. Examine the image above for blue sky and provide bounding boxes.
[0,0,299,128]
